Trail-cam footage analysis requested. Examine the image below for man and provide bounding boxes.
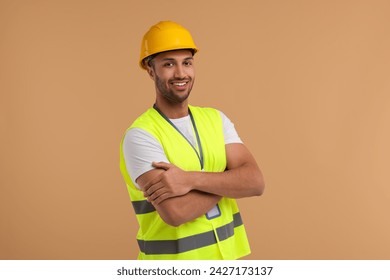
[120,21,264,260]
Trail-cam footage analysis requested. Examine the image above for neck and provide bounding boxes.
[154,99,189,119]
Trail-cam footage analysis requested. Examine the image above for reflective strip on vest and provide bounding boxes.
[137,212,243,255]
[132,200,155,214]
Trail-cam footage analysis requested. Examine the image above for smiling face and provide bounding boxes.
[146,49,195,105]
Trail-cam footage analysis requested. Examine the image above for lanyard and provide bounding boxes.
[153,104,204,170]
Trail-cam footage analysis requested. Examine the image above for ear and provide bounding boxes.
[146,65,155,81]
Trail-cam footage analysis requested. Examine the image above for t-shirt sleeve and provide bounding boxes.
[122,128,169,189]
[219,111,243,144]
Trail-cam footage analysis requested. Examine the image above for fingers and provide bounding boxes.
[144,181,164,198]
[144,182,172,205]
[152,161,171,170]
[142,162,170,191]
[151,193,171,205]
[142,172,164,191]
[142,162,184,205]
[146,188,172,205]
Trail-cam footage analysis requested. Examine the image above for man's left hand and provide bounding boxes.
[142,162,193,205]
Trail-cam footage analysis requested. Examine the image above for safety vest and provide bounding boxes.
[119,105,251,260]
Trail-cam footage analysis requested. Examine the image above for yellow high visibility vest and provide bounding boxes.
[119,105,251,259]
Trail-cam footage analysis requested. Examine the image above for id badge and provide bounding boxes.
[206,204,221,220]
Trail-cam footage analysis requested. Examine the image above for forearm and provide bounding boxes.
[144,144,265,203]
[188,143,265,198]
[138,168,221,227]
[154,190,221,227]
[189,162,264,198]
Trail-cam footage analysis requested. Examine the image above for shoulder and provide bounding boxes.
[189,105,236,126]
[130,107,159,128]
[188,105,223,123]
[189,105,231,118]
[189,105,219,114]
[124,107,168,142]
[124,127,157,144]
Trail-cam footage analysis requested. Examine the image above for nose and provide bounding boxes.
[174,64,186,79]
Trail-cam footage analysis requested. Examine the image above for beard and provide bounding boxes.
[155,73,194,104]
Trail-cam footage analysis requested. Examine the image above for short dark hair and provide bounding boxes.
[143,54,157,68]
[142,48,195,68]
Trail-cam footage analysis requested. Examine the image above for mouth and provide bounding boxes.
[173,82,187,86]
[171,80,190,90]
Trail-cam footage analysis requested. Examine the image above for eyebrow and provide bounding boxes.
[161,57,194,61]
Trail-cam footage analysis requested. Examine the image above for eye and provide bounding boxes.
[163,62,174,67]
[183,60,193,66]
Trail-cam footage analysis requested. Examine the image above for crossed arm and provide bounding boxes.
[136,143,265,227]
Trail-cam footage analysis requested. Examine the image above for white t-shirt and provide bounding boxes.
[123,110,242,189]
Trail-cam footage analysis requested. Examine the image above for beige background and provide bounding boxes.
[1,0,390,259]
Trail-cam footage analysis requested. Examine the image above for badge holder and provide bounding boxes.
[206,204,221,220]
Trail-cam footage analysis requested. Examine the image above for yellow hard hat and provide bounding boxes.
[139,21,198,69]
